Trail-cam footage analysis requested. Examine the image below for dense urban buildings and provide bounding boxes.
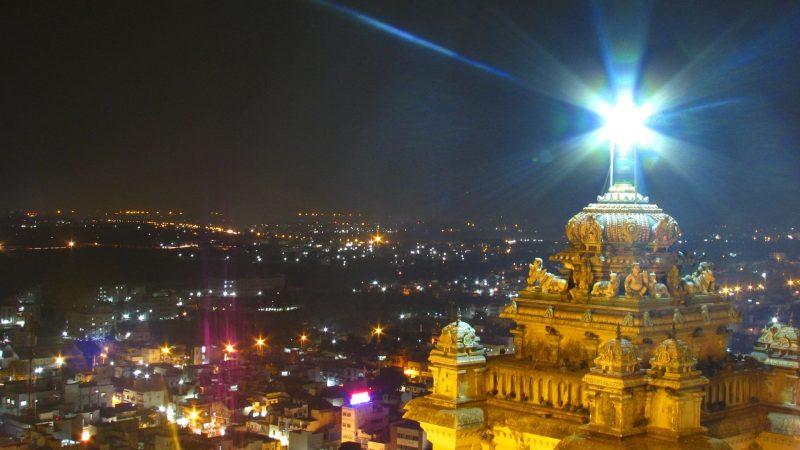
[2,1,800,450]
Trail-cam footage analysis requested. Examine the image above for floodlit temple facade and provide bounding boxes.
[405,182,799,450]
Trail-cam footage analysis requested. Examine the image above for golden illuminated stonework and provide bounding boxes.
[405,177,800,450]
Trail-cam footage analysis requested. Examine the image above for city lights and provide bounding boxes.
[2,2,798,449]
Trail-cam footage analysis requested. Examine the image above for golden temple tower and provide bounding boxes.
[404,313,488,450]
[405,167,799,449]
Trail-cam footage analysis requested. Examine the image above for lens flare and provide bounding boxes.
[596,91,655,152]
[314,0,513,81]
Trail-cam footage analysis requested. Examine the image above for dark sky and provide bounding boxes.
[2,1,799,230]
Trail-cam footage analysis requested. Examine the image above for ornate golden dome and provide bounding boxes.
[436,313,482,355]
[757,321,799,354]
[592,327,639,375]
[565,184,680,250]
[649,337,697,376]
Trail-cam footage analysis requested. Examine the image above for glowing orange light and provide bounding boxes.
[224,343,236,353]
[67,240,76,248]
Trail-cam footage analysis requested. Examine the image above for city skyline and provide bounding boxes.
[2,1,800,230]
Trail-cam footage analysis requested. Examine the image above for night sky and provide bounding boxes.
[2,1,799,231]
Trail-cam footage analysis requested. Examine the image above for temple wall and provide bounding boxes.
[486,364,586,411]
[703,368,761,412]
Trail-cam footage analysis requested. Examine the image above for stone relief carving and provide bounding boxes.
[643,311,654,327]
[580,214,603,244]
[651,215,680,251]
[623,313,635,326]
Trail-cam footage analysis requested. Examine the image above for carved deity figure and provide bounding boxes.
[591,273,620,298]
[580,214,603,244]
[682,262,716,296]
[643,311,654,327]
[624,263,648,298]
[503,300,518,315]
[673,308,685,324]
[652,216,679,251]
[572,261,594,292]
[566,217,580,243]
[648,272,669,299]
[667,265,682,297]
[623,312,635,326]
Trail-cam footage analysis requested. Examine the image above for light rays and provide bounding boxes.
[314,1,797,216]
[314,0,513,81]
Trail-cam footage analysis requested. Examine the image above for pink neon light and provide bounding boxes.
[350,391,370,405]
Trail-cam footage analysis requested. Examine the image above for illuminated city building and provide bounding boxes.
[406,143,800,449]
[342,391,390,449]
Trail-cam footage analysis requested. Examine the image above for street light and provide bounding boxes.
[299,334,308,350]
[255,337,266,355]
[373,325,383,343]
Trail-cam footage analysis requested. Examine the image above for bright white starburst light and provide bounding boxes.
[597,91,655,154]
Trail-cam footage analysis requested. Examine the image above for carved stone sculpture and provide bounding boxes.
[541,272,569,294]
[651,215,680,251]
[623,312,635,326]
[580,214,603,244]
[643,311,654,327]
[503,300,518,315]
[591,272,620,298]
[624,263,648,298]
[648,272,669,299]
[571,261,594,293]
[528,257,568,294]
[682,262,716,296]
[667,265,682,297]
[527,258,545,288]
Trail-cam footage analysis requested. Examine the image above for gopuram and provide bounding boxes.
[405,142,799,449]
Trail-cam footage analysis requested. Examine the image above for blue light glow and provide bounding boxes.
[315,0,513,81]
